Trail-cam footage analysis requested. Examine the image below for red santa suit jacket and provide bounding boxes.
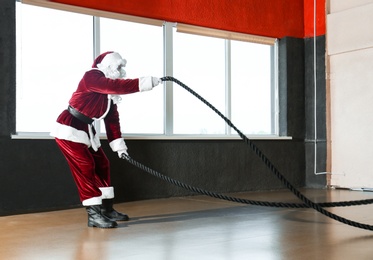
[51,68,153,152]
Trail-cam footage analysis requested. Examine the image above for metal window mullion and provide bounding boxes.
[271,40,279,135]
[93,16,101,134]
[163,22,174,135]
[225,40,232,135]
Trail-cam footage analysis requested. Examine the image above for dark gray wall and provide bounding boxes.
[0,0,16,136]
[278,36,327,188]
[279,37,305,139]
[0,1,326,216]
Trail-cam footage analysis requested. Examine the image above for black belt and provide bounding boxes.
[67,105,94,125]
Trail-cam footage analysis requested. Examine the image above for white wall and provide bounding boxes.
[328,0,373,188]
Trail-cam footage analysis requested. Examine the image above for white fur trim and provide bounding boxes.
[93,95,112,121]
[82,196,102,206]
[109,138,128,152]
[139,76,153,92]
[50,122,91,146]
[99,187,114,199]
[50,122,102,151]
[98,52,126,69]
[109,94,122,104]
[88,124,101,152]
[109,138,127,152]
[97,53,127,79]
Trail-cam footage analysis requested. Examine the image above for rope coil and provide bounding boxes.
[123,76,373,231]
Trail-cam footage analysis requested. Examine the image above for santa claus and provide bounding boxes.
[51,51,161,228]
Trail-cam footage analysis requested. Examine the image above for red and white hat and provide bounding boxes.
[92,51,127,69]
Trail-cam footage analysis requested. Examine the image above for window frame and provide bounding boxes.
[13,1,288,140]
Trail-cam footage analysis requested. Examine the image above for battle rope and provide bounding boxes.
[122,76,373,231]
[123,154,373,209]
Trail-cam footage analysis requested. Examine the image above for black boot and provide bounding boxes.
[86,205,118,228]
[101,199,129,221]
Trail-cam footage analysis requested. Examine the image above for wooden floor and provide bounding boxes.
[2,189,373,260]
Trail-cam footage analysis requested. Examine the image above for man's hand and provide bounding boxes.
[117,149,128,159]
[152,77,162,87]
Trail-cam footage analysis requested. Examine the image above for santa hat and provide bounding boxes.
[92,51,126,69]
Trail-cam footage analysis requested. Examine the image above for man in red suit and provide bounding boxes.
[51,51,161,228]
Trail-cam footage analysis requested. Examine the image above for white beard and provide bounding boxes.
[118,67,127,78]
[98,65,127,79]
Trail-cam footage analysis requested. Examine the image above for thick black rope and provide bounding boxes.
[123,154,373,209]
[123,76,373,231]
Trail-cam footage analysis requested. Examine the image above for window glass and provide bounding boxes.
[100,18,164,134]
[173,30,226,134]
[16,3,93,132]
[16,5,276,138]
[231,41,273,134]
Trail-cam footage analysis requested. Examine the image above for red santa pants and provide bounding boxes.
[55,138,111,204]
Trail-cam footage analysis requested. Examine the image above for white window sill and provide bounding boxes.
[11,133,292,141]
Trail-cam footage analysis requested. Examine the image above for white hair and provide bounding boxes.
[97,52,127,79]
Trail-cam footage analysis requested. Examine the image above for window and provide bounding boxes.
[173,31,275,135]
[173,29,226,134]
[99,17,164,134]
[16,3,93,133]
[15,2,278,138]
[230,41,273,135]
